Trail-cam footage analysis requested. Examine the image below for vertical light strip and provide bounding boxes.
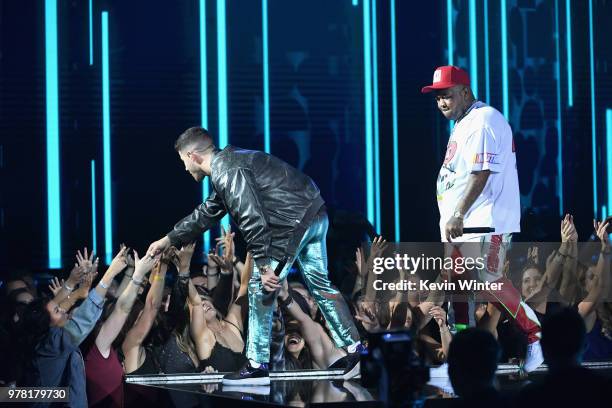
[217,0,230,229]
[371,0,381,233]
[362,0,374,226]
[91,160,97,256]
[102,11,112,264]
[565,0,573,107]
[217,0,228,150]
[89,0,93,65]
[589,0,597,217]
[501,0,509,119]
[447,0,454,131]
[200,0,211,253]
[390,0,400,242]
[607,109,612,212]
[45,0,61,269]
[447,0,453,66]
[262,0,271,153]
[484,0,490,103]
[469,0,478,98]
[554,0,563,215]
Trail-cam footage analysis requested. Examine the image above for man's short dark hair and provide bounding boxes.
[448,328,500,392]
[174,127,214,153]
[541,306,586,364]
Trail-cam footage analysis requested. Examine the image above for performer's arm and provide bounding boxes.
[122,260,166,373]
[445,170,490,241]
[454,170,491,217]
[96,252,158,358]
[166,189,227,248]
[218,168,273,270]
[578,220,611,320]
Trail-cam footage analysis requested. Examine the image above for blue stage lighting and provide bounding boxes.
[390,0,400,241]
[200,0,211,252]
[102,11,113,264]
[45,0,61,269]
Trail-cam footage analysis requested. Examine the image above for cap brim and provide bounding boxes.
[421,83,453,94]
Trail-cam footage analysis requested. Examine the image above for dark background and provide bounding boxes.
[0,0,611,272]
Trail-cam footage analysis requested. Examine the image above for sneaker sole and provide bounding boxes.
[222,385,271,395]
[222,377,271,386]
[342,361,360,380]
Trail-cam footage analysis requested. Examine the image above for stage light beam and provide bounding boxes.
[45,0,61,268]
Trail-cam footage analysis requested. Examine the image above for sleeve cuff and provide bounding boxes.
[167,231,181,248]
[255,257,272,271]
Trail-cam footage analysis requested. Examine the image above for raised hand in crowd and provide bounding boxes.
[561,214,578,242]
[52,262,87,306]
[429,305,452,360]
[354,299,381,332]
[146,235,171,258]
[122,248,169,374]
[48,277,64,297]
[76,247,98,274]
[210,225,235,272]
[577,219,611,324]
[352,247,367,297]
[364,236,388,301]
[74,270,97,301]
[95,245,130,300]
[172,242,196,276]
[96,248,160,358]
[527,246,539,265]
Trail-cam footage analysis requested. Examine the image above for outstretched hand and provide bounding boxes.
[147,236,171,258]
[48,277,64,296]
[594,219,610,249]
[172,242,196,273]
[133,250,161,279]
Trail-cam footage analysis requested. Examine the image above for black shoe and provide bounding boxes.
[222,361,270,386]
[342,343,366,379]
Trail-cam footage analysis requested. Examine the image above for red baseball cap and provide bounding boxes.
[421,66,471,93]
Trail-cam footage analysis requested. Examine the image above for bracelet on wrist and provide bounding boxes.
[99,280,109,289]
[64,283,75,292]
[131,276,143,285]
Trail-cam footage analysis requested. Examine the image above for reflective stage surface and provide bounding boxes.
[126,362,612,407]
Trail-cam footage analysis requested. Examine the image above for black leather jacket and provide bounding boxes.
[167,146,325,269]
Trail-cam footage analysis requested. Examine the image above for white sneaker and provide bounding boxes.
[524,340,544,372]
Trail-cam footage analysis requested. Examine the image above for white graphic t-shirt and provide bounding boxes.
[436,101,520,242]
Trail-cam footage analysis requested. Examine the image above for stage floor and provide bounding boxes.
[126,361,612,407]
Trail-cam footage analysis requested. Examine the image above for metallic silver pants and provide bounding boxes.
[246,212,360,363]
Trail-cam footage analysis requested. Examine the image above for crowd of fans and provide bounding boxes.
[1,214,611,407]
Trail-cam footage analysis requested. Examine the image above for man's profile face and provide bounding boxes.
[178,150,206,182]
[434,85,468,121]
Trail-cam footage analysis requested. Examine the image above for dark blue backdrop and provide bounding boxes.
[0,0,611,271]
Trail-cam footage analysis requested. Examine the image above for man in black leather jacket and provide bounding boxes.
[147,127,361,385]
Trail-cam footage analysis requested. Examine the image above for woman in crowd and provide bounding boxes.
[157,243,200,375]
[520,215,578,323]
[576,219,612,360]
[278,279,347,369]
[187,239,251,373]
[84,247,158,407]
[19,247,124,407]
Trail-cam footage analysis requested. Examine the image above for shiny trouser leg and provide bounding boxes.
[452,234,542,343]
[246,212,360,363]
